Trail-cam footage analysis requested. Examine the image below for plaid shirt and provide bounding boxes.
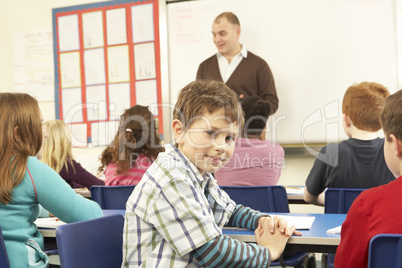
[122,144,238,267]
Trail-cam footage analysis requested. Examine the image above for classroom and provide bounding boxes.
[1,0,402,267]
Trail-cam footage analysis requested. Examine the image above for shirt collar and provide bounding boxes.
[217,44,248,59]
[165,143,212,183]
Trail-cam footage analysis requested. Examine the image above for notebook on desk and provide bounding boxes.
[35,218,66,229]
[224,215,315,230]
[268,215,315,230]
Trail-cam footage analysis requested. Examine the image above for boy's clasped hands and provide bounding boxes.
[255,216,302,261]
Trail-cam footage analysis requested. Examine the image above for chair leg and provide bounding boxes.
[279,254,288,267]
[295,253,316,268]
[321,253,328,268]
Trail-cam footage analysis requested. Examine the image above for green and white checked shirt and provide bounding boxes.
[122,144,268,267]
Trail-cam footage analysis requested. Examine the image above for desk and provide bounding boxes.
[285,186,307,204]
[39,210,125,238]
[74,188,91,198]
[40,211,344,254]
[223,213,346,253]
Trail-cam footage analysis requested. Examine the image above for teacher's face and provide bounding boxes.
[212,17,240,57]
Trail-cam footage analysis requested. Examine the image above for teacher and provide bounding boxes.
[196,12,279,114]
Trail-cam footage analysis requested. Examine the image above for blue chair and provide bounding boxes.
[219,185,290,212]
[368,233,402,268]
[323,188,367,268]
[90,185,135,209]
[0,226,10,268]
[324,188,367,214]
[220,185,314,267]
[56,214,124,268]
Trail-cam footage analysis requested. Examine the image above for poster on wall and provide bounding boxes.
[52,0,162,147]
[13,30,55,101]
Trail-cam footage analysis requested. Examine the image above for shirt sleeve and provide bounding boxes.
[31,159,103,223]
[257,60,278,114]
[61,160,105,189]
[305,146,329,196]
[334,195,370,267]
[227,204,268,229]
[196,63,204,80]
[193,234,270,267]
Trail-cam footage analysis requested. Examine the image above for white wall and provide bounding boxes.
[1,0,400,200]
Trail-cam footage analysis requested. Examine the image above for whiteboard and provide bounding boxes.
[166,0,398,145]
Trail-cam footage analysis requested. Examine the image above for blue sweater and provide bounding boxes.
[0,157,103,268]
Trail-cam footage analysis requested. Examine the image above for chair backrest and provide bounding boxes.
[324,188,367,214]
[219,185,289,212]
[56,214,124,268]
[368,233,402,268]
[0,226,10,268]
[90,185,135,209]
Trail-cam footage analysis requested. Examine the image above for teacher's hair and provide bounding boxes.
[214,12,240,27]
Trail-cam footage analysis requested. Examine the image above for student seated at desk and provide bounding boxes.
[42,119,105,189]
[122,80,301,267]
[304,82,396,206]
[215,95,284,186]
[335,90,402,267]
[98,105,164,186]
[0,93,102,268]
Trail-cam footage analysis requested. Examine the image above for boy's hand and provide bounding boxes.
[258,216,302,236]
[255,218,296,261]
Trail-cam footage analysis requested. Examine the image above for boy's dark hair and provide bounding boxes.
[240,96,271,137]
[98,105,164,175]
[380,89,402,141]
[173,80,244,131]
[342,82,390,132]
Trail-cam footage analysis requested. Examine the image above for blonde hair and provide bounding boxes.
[0,93,42,204]
[42,119,75,174]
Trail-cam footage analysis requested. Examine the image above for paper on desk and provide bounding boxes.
[326,225,342,234]
[268,215,315,230]
[285,187,304,195]
[35,217,66,229]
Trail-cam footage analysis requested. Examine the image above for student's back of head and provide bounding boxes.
[380,89,402,178]
[99,105,164,177]
[42,119,74,173]
[240,95,271,138]
[342,82,390,132]
[0,93,42,204]
[380,89,402,141]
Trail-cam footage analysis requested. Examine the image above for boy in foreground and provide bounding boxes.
[122,80,300,267]
[335,90,402,267]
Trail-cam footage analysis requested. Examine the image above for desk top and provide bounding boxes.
[74,188,91,198]
[284,186,306,204]
[223,213,345,253]
[39,211,344,253]
[39,210,125,237]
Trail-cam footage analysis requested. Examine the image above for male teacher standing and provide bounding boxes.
[196,12,278,114]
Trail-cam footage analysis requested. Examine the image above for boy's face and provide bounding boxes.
[384,134,401,178]
[176,108,239,175]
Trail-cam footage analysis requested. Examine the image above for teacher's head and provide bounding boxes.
[212,12,241,58]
